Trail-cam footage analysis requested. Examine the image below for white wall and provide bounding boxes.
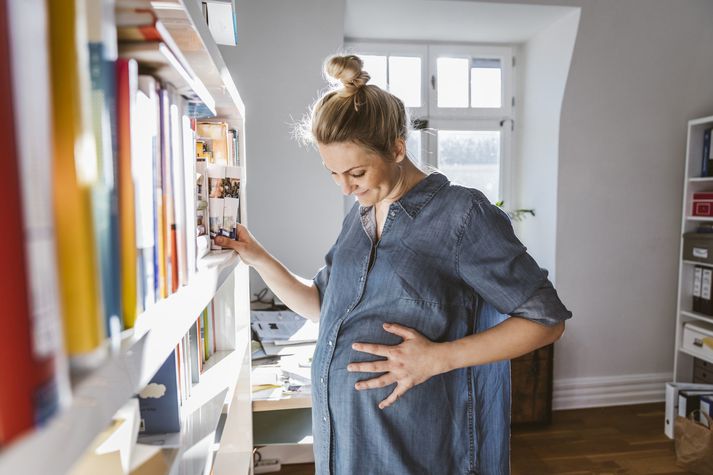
[513,9,580,285]
[490,0,713,408]
[220,0,346,296]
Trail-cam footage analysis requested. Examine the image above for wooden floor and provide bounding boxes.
[269,403,695,474]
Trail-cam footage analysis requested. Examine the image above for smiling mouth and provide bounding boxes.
[354,190,368,197]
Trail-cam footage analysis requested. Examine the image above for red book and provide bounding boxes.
[0,0,35,444]
[0,0,60,445]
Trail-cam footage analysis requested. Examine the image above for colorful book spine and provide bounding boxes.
[116,58,139,327]
[48,0,106,367]
[86,0,123,342]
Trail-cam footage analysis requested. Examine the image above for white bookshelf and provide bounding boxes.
[0,1,252,474]
[674,115,713,383]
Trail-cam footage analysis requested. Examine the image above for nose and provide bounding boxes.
[337,176,354,195]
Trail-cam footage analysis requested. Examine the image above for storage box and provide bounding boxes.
[693,192,713,217]
[682,321,713,362]
[683,232,713,264]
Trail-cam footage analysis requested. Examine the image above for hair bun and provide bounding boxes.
[325,54,370,97]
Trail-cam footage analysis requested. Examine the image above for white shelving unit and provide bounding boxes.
[0,1,252,474]
[674,115,713,383]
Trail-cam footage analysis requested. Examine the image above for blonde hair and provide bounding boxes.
[298,54,409,161]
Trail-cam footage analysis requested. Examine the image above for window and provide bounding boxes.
[346,42,514,205]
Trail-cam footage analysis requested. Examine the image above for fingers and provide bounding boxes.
[354,373,396,391]
[381,322,417,340]
[379,384,409,410]
[213,235,238,250]
[351,342,390,357]
[347,360,390,374]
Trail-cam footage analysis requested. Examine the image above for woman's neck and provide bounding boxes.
[381,159,427,206]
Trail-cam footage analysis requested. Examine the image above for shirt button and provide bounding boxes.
[390,211,396,217]
[328,340,333,346]
[323,416,328,422]
[320,377,325,384]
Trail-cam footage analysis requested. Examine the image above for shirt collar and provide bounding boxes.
[396,172,449,219]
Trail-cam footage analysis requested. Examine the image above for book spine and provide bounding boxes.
[704,128,711,177]
[48,0,106,366]
[86,0,123,343]
[0,0,43,443]
[693,266,703,313]
[136,76,157,310]
[116,58,139,328]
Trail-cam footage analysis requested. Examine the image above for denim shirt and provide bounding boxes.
[312,172,572,475]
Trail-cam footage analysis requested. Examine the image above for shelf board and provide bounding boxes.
[253,393,312,412]
[686,216,713,222]
[0,251,243,475]
[680,310,713,325]
[689,177,713,182]
[682,260,713,268]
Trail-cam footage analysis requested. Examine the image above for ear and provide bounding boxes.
[393,138,406,164]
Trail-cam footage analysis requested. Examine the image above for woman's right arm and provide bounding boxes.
[214,225,322,321]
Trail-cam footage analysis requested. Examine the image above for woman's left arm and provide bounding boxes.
[349,318,564,410]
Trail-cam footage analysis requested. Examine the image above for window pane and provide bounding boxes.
[437,57,469,108]
[471,58,501,108]
[360,55,387,90]
[437,130,500,202]
[406,130,423,168]
[388,56,421,108]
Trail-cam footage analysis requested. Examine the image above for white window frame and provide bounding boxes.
[344,41,515,205]
[428,44,513,120]
[344,41,429,118]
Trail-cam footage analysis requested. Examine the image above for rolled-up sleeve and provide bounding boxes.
[313,243,336,306]
[456,193,571,326]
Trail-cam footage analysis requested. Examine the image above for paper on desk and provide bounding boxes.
[251,310,319,345]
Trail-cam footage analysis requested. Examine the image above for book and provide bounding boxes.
[116,58,140,328]
[135,76,158,311]
[693,266,703,313]
[203,1,238,46]
[704,127,713,177]
[0,10,28,438]
[86,0,123,345]
[678,389,713,417]
[48,0,106,367]
[702,268,713,316]
[181,113,197,279]
[116,8,195,84]
[138,351,181,434]
[158,88,176,295]
[168,91,187,289]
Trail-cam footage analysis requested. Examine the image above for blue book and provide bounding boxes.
[703,128,711,177]
[138,351,181,434]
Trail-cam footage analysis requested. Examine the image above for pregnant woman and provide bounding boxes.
[215,54,572,475]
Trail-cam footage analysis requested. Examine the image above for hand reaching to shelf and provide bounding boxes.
[214,224,268,267]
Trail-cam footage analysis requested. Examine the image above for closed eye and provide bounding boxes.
[351,171,365,178]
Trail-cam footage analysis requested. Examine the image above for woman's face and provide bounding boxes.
[318,141,403,207]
